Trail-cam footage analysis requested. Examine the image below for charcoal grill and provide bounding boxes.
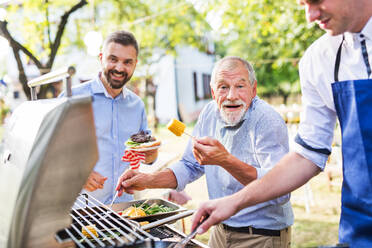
[0,67,208,248]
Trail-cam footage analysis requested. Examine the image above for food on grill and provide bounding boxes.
[120,203,175,217]
[139,221,150,226]
[125,130,161,149]
[167,118,186,136]
[82,224,98,238]
[121,206,147,217]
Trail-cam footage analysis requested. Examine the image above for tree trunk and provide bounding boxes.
[0,0,87,100]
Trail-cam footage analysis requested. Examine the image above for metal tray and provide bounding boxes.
[111,198,187,222]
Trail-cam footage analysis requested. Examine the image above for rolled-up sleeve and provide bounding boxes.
[295,53,337,170]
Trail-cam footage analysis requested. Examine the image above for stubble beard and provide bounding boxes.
[104,69,133,89]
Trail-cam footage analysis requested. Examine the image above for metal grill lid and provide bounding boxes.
[0,96,98,248]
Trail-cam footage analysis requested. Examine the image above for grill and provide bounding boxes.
[0,67,208,248]
[56,193,153,247]
[55,193,204,248]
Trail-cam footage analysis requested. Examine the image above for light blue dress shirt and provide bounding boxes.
[170,96,294,229]
[60,74,149,205]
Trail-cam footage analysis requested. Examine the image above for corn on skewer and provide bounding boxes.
[166,118,193,138]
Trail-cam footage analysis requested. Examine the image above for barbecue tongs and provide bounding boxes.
[170,215,208,248]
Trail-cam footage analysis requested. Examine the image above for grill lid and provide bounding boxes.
[0,96,98,248]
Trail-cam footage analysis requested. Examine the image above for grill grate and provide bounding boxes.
[55,193,156,247]
[148,226,175,240]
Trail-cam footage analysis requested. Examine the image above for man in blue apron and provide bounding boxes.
[191,0,372,247]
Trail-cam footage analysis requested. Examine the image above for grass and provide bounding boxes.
[290,172,341,247]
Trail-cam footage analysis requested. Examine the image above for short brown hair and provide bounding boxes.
[102,30,139,55]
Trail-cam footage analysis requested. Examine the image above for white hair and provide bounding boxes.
[210,56,256,88]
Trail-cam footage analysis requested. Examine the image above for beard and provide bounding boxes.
[103,69,133,89]
[220,100,247,126]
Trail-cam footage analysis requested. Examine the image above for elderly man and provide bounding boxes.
[116,56,293,248]
[60,30,156,205]
[192,0,372,247]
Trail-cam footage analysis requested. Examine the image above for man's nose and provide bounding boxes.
[227,87,238,100]
[305,4,321,23]
[115,62,127,72]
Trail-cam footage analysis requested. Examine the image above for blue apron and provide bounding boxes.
[332,37,372,247]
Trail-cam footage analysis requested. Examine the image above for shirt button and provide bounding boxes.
[360,34,364,38]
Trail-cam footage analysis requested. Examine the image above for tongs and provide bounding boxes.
[170,215,208,248]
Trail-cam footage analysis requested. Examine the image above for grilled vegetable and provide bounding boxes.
[82,225,98,238]
[119,203,174,217]
[135,203,174,215]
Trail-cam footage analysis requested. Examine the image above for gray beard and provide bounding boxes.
[220,108,246,126]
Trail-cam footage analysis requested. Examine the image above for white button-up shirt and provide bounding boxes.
[295,17,372,169]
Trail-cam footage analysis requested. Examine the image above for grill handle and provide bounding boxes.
[141,210,195,231]
[27,66,76,100]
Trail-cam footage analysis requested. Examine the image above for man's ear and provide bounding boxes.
[211,86,215,100]
[99,52,103,62]
[252,80,257,97]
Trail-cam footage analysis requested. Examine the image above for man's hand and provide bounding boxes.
[166,190,192,205]
[83,171,107,192]
[116,169,151,196]
[191,195,239,234]
[192,137,230,166]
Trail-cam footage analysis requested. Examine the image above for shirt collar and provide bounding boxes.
[92,72,128,99]
[361,16,372,41]
[344,16,372,45]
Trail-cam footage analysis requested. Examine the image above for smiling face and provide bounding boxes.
[99,42,137,97]
[298,0,370,35]
[211,59,257,126]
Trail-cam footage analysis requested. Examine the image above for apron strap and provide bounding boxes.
[334,35,345,82]
[360,35,372,78]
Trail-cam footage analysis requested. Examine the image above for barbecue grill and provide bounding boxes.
[0,67,208,248]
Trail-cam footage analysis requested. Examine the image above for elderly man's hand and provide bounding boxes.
[192,137,230,166]
[116,169,150,196]
[191,195,239,234]
[83,171,107,192]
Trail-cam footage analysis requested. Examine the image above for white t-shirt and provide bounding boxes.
[295,16,372,169]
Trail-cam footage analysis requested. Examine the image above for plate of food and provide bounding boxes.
[125,130,161,151]
[111,198,187,222]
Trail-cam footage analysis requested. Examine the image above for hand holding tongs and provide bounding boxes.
[170,215,208,248]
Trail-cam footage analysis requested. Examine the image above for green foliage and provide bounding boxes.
[204,0,324,98]
[91,0,211,65]
[3,0,325,99]
[2,0,211,79]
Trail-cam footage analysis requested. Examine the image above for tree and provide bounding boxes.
[0,0,211,99]
[0,0,88,99]
[204,0,324,102]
